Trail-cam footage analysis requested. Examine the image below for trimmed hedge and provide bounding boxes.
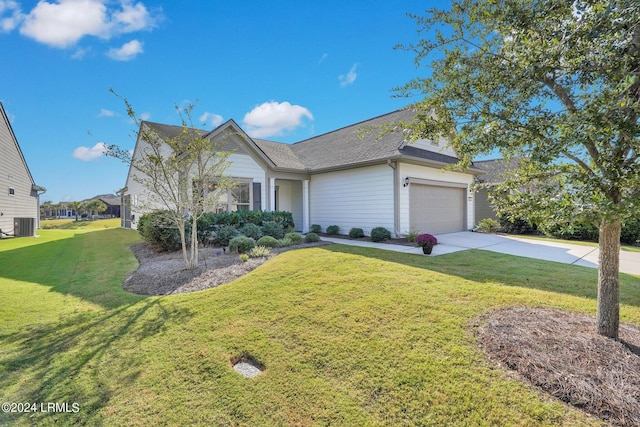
[326,225,340,235]
[371,227,391,242]
[304,232,320,243]
[256,236,280,248]
[138,211,187,251]
[229,236,256,254]
[348,228,365,238]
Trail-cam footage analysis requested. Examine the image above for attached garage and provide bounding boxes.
[409,182,466,234]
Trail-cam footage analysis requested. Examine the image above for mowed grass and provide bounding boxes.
[2,222,639,425]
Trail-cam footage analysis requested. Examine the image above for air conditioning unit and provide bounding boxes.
[14,218,35,237]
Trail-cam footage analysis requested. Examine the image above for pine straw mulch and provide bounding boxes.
[476,307,640,426]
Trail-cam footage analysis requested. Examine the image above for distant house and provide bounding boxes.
[120,108,484,236]
[0,102,46,237]
[84,194,121,218]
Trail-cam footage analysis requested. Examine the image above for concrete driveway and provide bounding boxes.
[321,232,640,276]
[434,232,640,276]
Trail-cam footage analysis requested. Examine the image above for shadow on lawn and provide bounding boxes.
[0,229,141,309]
[0,298,193,425]
[320,245,640,307]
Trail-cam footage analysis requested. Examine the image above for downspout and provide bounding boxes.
[387,160,401,237]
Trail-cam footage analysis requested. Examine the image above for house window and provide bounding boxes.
[203,179,253,212]
[8,188,15,196]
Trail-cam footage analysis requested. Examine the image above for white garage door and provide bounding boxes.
[410,184,465,234]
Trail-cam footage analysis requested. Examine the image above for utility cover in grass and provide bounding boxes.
[231,354,265,378]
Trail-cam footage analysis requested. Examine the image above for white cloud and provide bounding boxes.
[200,112,224,128]
[339,63,358,87]
[0,0,24,32]
[18,0,157,49]
[98,108,116,117]
[243,101,313,138]
[106,39,143,61]
[72,142,107,161]
[318,53,328,64]
[139,112,151,121]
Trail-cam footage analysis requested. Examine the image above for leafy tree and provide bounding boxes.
[398,0,640,338]
[85,200,108,218]
[67,201,85,222]
[40,201,53,219]
[106,91,234,269]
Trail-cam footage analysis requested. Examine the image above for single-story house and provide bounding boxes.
[84,194,121,218]
[0,102,46,237]
[120,108,483,236]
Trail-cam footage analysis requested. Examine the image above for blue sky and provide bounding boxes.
[1,0,432,203]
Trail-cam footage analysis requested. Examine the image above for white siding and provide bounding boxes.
[309,164,394,236]
[408,137,458,158]
[398,162,474,234]
[123,144,267,230]
[276,180,303,231]
[0,108,38,235]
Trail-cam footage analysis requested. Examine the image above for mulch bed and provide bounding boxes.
[477,307,640,426]
[123,240,331,295]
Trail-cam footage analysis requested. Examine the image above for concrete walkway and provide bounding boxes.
[321,232,640,276]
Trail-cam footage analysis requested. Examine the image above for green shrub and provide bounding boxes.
[240,223,263,240]
[370,227,391,242]
[197,210,294,230]
[499,217,537,234]
[229,236,256,254]
[239,253,249,262]
[304,232,320,243]
[138,210,186,251]
[249,245,272,258]
[348,227,365,238]
[216,225,240,246]
[326,225,340,235]
[256,235,280,248]
[310,224,322,233]
[406,227,420,243]
[279,237,294,247]
[261,221,285,239]
[284,232,303,244]
[477,218,501,233]
[622,218,640,245]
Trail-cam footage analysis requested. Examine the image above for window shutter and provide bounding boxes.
[253,182,261,211]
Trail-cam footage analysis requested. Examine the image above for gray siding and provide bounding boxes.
[474,188,499,223]
[0,104,39,236]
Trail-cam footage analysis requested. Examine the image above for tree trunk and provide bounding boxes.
[596,219,621,339]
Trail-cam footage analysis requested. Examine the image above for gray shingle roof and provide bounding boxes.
[253,139,307,170]
[140,109,470,173]
[288,108,419,171]
[474,158,522,183]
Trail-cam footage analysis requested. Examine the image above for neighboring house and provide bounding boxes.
[473,157,522,222]
[120,108,483,235]
[0,102,46,237]
[84,194,121,218]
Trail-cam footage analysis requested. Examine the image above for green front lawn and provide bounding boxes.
[2,221,638,425]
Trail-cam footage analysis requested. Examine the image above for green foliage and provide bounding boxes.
[326,225,340,235]
[215,225,239,247]
[284,232,303,245]
[240,223,263,240]
[239,253,249,262]
[477,218,501,234]
[229,236,256,254]
[541,221,599,242]
[348,228,365,239]
[304,232,320,243]
[499,217,537,235]
[261,221,285,239]
[279,237,294,247]
[406,228,420,243]
[137,210,186,251]
[256,235,280,248]
[370,227,391,242]
[621,218,640,246]
[310,224,322,233]
[248,245,272,258]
